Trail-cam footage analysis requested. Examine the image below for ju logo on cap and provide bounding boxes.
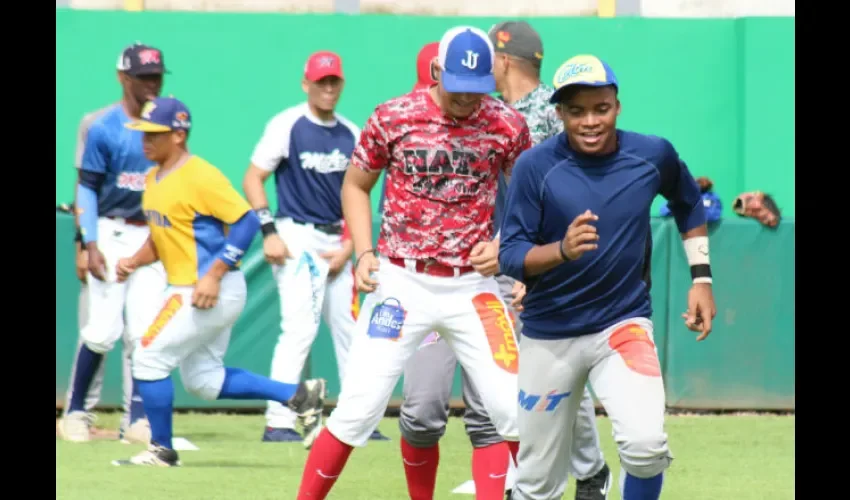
[550,55,619,104]
[125,97,192,133]
[438,26,496,94]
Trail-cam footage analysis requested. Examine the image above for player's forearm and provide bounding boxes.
[681,224,712,285]
[210,211,260,279]
[243,169,277,238]
[76,183,99,244]
[131,236,159,267]
[522,242,566,278]
[341,178,374,257]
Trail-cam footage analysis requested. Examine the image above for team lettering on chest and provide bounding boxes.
[144,209,172,228]
[401,144,499,197]
[116,172,147,191]
[299,148,349,174]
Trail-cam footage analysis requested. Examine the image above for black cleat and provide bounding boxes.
[575,463,612,500]
[112,441,181,467]
[287,378,327,450]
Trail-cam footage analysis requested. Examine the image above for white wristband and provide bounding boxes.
[683,236,712,284]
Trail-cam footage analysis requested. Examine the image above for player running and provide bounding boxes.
[242,51,387,445]
[499,55,716,500]
[110,97,327,467]
[60,43,171,445]
[295,26,530,500]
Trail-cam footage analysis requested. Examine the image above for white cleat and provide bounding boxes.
[58,411,95,443]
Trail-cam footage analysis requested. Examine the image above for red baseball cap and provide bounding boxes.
[414,42,439,91]
[304,51,344,82]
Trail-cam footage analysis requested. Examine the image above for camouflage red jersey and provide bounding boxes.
[351,88,531,267]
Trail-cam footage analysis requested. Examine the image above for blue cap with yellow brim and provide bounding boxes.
[125,96,192,133]
[549,55,619,104]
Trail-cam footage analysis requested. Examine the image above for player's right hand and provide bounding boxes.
[561,210,600,261]
[263,234,289,265]
[355,251,380,293]
[86,244,108,281]
[510,281,527,311]
[115,258,137,283]
[75,243,88,284]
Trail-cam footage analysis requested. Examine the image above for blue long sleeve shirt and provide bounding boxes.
[498,130,706,339]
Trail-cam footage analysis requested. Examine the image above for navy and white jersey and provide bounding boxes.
[250,102,360,225]
[80,104,156,222]
[499,130,706,340]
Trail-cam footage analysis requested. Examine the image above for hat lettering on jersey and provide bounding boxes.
[125,97,192,133]
[438,26,496,94]
[549,54,619,104]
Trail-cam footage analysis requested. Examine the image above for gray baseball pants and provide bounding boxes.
[63,285,133,421]
[399,274,606,480]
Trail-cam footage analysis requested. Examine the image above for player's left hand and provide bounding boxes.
[510,281,527,311]
[321,241,353,277]
[682,283,716,341]
[192,274,221,309]
[469,240,499,277]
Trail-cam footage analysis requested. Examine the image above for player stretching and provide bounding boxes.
[295,26,530,500]
[499,55,716,500]
[111,97,326,467]
[243,51,388,444]
[60,43,171,445]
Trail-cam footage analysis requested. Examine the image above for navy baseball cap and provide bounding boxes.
[438,26,496,94]
[125,97,191,133]
[549,55,619,104]
[116,43,169,77]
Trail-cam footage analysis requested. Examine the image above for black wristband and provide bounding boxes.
[690,264,712,281]
[558,240,571,262]
[255,208,277,237]
[74,227,83,244]
[356,248,377,268]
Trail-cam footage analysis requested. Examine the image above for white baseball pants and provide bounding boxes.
[511,317,673,500]
[80,217,167,354]
[132,271,247,401]
[327,257,519,447]
[265,218,358,429]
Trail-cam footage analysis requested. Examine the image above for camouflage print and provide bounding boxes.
[351,88,531,268]
[509,84,563,147]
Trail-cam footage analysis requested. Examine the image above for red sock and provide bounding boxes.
[472,442,511,500]
[507,441,519,464]
[401,438,440,500]
[296,428,354,500]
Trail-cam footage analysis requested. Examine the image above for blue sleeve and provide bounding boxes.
[80,124,109,174]
[498,152,541,282]
[77,184,99,244]
[657,140,706,233]
[217,211,260,267]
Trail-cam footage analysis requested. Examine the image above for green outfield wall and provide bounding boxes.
[55,214,796,411]
[55,10,796,218]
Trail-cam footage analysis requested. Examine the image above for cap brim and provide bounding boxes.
[306,69,344,82]
[441,72,496,94]
[125,120,172,133]
[549,81,617,104]
[125,68,169,77]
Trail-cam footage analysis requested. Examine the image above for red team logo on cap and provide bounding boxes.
[139,49,161,65]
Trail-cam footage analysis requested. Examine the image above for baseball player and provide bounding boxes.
[111,97,327,467]
[499,55,716,500]
[242,51,389,444]
[60,43,172,444]
[62,101,139,443]
[296,26,530,500]
[396,23,614,500]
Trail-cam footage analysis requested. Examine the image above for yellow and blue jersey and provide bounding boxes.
[142,155,252,286]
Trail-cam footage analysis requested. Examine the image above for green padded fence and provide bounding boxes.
[55,214,795,411]
[56,10,795,218]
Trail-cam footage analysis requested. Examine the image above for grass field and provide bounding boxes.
[56,412,794,500]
